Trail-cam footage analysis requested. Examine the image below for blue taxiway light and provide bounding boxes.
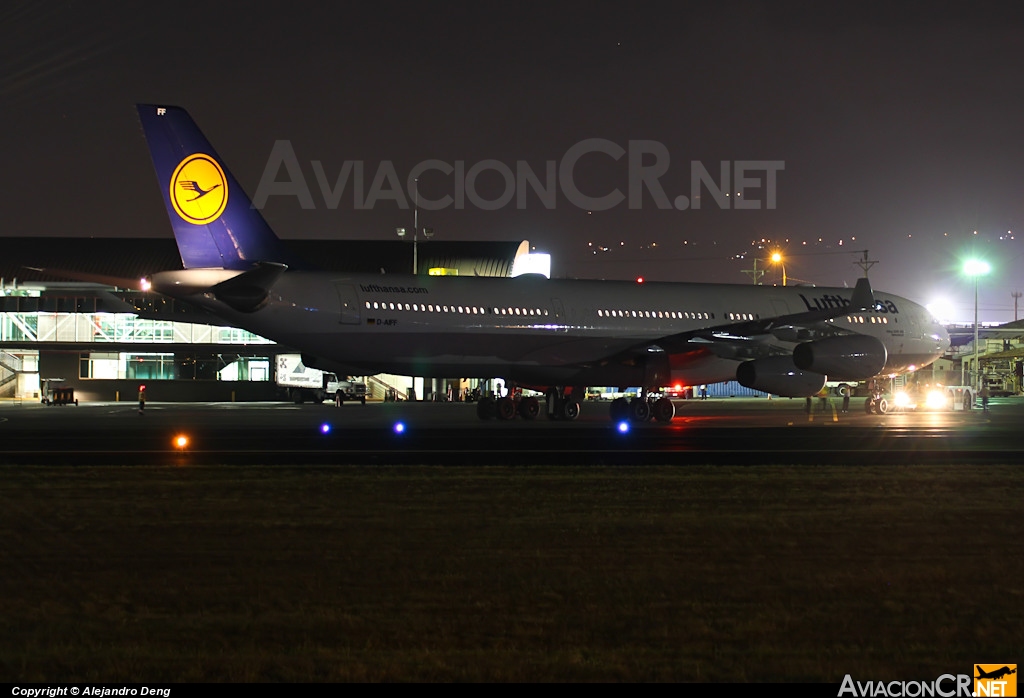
[393,422,406,434]
[616,421,630,434]
[320,423,331,434]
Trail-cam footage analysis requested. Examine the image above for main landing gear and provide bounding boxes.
[544,387,582,421]
[475,388,579,421]
[475,386,676,424]
[610,394,675,423]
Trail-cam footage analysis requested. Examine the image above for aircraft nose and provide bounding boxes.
[935,322,950,352]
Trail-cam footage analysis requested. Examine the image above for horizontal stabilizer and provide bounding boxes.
[22,266,145,291]
[211,262,288,312]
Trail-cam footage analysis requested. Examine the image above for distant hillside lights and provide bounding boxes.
[252,140,783,213]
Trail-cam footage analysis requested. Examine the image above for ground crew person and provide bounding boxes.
[138,385,146,415]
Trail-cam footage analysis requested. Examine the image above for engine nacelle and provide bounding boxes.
[792,335,887,380]
[736,356,827,397]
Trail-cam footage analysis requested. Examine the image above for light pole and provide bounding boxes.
[395,178,433,275]
[963,259,990,391]
[770,252,786,286]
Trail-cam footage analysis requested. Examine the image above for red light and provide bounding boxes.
[636,276,644,284]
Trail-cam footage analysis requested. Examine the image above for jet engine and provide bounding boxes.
[792,335,887,381]
[736,356,827,397]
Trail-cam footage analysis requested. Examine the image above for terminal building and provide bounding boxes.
[1,237,539,403]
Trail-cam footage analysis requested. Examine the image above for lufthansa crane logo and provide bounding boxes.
[169,153,228,225]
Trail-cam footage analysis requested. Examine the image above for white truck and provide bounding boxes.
[275,354,366,404]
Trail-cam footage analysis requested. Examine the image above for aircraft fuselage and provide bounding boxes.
[154,269,949,387]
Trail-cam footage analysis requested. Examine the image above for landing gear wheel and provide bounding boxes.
[875,398,888,414]
[561,401,581,421]
[519,395,540,420]
[610,397,629,422]
[653,397,675,423]
[629,397,651,423]
[496,397,516,420]
[865,398,876,414]
[476,396,496,420]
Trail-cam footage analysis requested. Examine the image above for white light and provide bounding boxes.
[963,259,991,276]
[925,390,948,410]
[510,253,551,278]
[926,298,954,324]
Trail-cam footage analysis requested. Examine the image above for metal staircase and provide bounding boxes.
[366,374,411,400]
[0,351,24,396]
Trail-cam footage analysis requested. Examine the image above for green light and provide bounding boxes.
[963,259,991,276]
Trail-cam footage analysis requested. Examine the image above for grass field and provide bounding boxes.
[1,464,1021,682]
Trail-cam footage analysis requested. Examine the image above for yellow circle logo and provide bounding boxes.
[169,154,228,225]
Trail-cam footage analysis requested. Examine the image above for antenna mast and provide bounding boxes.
[854,250,878,278]
[742,257,765,285]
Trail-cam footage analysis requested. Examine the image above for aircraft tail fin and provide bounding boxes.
[136,104,300,270]
[850,276,875,311]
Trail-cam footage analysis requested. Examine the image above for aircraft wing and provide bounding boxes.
[641,276,876,356]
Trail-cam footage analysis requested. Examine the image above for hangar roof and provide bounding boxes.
[0,237,529,285]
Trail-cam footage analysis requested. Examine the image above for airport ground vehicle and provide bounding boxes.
[885,384,977,412]
[276,354,366,404]
[828,381,858,397]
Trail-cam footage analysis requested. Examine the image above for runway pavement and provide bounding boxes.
[2,395,1020,465]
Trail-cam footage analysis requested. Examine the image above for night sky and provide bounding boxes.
[3,1,1023,322]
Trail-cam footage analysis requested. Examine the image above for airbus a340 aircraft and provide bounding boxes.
[136,105,949,423]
